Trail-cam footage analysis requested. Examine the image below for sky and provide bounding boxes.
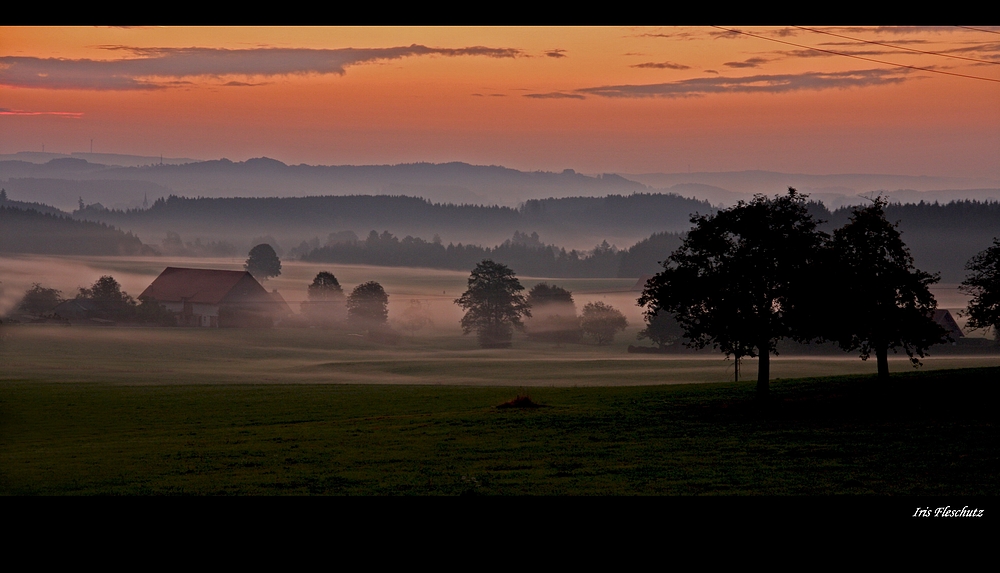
[1,26,999,178]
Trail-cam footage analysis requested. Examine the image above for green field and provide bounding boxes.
[1,368,996,495]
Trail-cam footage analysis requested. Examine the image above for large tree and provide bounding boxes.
[245,243,282,281]
[346,281,389,329]
[17,283,63,316]
[455,260,531,348]
[580,301,628,345]
[302,271,346,325]
[638,188,827,398]
[961,238,1000,343]
[78,275,136,320]
[525,282,580,343]
[828,198,948,379]
[636,309,685,350]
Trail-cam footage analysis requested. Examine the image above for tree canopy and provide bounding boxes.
[301,271,346,325]
[526,283,575,308]
[17,283,63,316]
[245,243,281,281]
[827,198,948,379]
[347,281,389,329]
[961,238,1000,342]
[525,282,579,343]
[455,260,531,348]
[580,301,628,345]
[637,309,685,350]
[308,271,343,300]
[638,188,827,398]
[78,275,136,320]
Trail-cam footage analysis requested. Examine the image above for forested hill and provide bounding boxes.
[73,192,714,249]
[0,206,153,256]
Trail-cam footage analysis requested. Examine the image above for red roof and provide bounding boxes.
[139,267,268,305]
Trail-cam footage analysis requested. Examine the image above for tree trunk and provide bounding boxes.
[757,348,769,400]
[876,345,889,381]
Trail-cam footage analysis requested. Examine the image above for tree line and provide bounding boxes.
[300,230,663,278]
[637,189,1000,399]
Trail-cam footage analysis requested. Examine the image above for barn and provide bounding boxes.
[139,267,291,327]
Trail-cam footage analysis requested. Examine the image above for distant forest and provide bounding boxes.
[3,191,999,282]
[0,206,153,256]
[300,230,684,279]
[72,192,713,248]
[299,199,1000,281]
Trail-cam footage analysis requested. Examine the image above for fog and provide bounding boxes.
[0,254,974,335]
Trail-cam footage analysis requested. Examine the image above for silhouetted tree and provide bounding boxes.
[78,275,136,320]
[455,260,531,348]
[308,271,343,298]
[302,271,346,326]
[580,301,628,345]
[637,309,685,350]
[638,189,827,398]
[347,281,389,329]
[526,283,574,307]
[961,238,1000,343]
[828,198,948,379]
[17,283,63,316]
[525,283,580,343]
[245,244,281,281]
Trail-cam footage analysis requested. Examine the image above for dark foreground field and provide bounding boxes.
[1,367,997,496]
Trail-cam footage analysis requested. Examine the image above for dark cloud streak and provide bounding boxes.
[631,61,691,70]
[0,45,525,91]
[723,57,770,68]
[524,92,586,100]
[573,68,915,99]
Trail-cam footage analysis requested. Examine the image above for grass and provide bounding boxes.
[1,367,997,495]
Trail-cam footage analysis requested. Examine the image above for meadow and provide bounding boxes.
[1,369,996,495]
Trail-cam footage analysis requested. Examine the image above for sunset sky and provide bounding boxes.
[2,26,998,178]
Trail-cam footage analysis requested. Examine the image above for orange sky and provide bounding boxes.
[1,26,998,177]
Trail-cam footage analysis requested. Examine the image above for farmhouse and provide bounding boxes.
[139,267,291,327]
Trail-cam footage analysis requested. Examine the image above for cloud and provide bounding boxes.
[709,28,745,40]
[573,68,915,98]
[632,31,699,40]
[723,57,770,68]
[819,38,932,46]
[631,61,691,70]
[222,80,270,87]
[545,49,567,58]
[0,107,83,118]
[524,92,586,100]
[845,26,965,35]
[0,44,524,91]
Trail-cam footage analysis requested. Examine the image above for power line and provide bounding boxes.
[710,26,1000,84]
[792,25,1000,66]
